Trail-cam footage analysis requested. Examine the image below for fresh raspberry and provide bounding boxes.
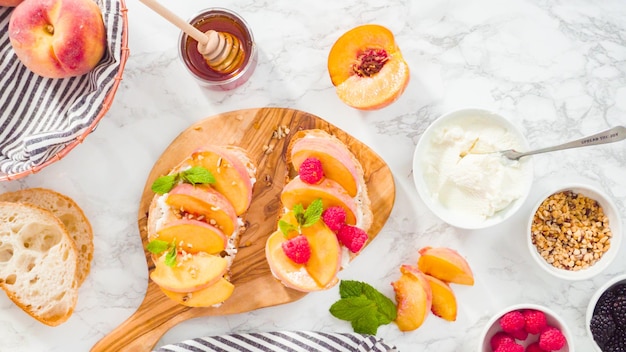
[337,225,368,253]
[281,235,311,264]
[299,157,324,184]
[525,342,548,352]
[509,328,528,341]
[494,340,524,352]
[538,327,566,351]
[490,331,515,350]
[499,311,526,333]
[322,206,346,233]
[523,309,548,334]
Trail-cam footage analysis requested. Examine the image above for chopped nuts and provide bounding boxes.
[531,190,612,271]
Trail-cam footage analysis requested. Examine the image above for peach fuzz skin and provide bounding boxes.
[8,0,106,79]
[0,0,23,6]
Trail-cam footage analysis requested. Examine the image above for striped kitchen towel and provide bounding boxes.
[0,0,124,175]
[154,331,398,352]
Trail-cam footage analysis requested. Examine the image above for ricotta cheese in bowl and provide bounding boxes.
[413,108,533,229]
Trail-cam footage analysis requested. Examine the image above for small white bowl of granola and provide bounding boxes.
[526,183,622,280]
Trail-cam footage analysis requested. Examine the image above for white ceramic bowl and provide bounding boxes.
[478,303,574,352]
[526,183,622,281]
[412,108,533,229]
[585,274,626,351]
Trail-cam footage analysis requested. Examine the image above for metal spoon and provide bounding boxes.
[494,126,626,160]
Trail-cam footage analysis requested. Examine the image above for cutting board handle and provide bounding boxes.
[90,282,188,352]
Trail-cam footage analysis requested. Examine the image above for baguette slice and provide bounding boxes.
[0,202,79,326]
[0,188,93,286]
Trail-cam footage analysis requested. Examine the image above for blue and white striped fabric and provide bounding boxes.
[155,331,398,352]
[0,0,124,175]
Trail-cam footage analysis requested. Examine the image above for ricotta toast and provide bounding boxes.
[146,145,256,307]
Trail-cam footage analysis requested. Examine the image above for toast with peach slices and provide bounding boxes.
[146,145,256,307]
[265,129,373,292]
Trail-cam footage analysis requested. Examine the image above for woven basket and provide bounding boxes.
[0,0,129,181]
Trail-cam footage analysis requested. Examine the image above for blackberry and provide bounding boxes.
[604,327,626,352]
[596,289,617,316]
[591,314,616,349]
[612,295,626,327]
[613,283,626,297]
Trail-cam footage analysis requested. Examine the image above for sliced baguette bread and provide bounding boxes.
[0,188,93,286]
[0,201,79,326]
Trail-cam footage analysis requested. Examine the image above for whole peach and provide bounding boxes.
[8,0,106,78]
[0,0,24,6]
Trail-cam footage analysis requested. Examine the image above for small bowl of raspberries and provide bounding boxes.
[586,273,626,351]
[479,303,573,352]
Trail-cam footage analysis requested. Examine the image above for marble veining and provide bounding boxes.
[1,0,625,351]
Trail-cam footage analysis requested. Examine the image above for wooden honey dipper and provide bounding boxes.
[139,0,245,74]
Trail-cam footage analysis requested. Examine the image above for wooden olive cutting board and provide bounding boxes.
[91,107,395,351]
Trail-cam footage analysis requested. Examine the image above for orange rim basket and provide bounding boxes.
[0,0,130,182]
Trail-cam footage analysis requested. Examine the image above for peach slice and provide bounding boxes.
[424,274,457,322]
[265,230,338,292]
[417,247,474,286]
[290,130,360,197]
[327,24,410,110]
[281,178,357,225]
[160,277,235,307]
[155,219,227,255]
[150,252,228,293]
[166,183,238,236]
[391,265,432,331]
[279,211,342,287]
[190,146,254,216]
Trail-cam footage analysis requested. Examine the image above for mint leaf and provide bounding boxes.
[293,203,305,225]
[330,280,397,335]
[330,296,381,335]
[151,166,215,194]
[147,240,177,267]
[165,244,177,267]
[181,166,215,185]
[278,220,298,236]
[151,174,178,195]
[302,199,323,227]
[352,315,380,336]
[146,239,170,254]
[339,279,366,298]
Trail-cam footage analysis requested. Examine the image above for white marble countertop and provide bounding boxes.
[1,0,625,351]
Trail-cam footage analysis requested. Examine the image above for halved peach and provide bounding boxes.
[328,24,409,110]
[281,178,357,225]
[391,265,432,331]
[417,247,474,286]
[424,274,457,322]
[166,183,238,236]
[156,219,227,255]
[279,211,342,287]
[191,146,254,215]
[160,277,235,307]
[265,230,338,292]
[290,130,360,197]
[150,252,228,293]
